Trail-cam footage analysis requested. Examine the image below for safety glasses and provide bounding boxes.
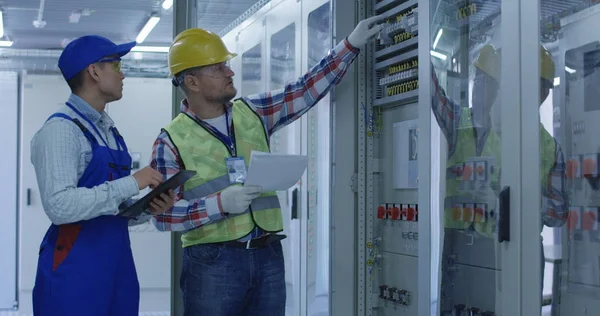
[97,57,122,73]
[172,61,232,87]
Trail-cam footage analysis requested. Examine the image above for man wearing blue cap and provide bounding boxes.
[30,35,175,315]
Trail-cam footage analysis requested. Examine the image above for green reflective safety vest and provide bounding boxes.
[163,99,283,247]
[444,107,556,239]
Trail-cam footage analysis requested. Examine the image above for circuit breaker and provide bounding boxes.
[364,0,420,315]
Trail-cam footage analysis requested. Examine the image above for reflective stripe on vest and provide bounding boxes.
[163,99,284,247]
[443,107,556,238]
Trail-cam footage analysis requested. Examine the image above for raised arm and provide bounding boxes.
[243,38,359,136]
[245,15,386,136]
[430,62,462,153]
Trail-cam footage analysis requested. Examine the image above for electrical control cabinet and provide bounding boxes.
[362,0,420,315]
[555,5,600,314]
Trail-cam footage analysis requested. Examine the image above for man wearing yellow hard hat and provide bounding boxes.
[431,43,568,308]
[148,15,384,315]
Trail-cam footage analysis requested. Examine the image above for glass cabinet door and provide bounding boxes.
[426,1,522,315]
[238,18,266,97]
[303,1,331,315]
[266,0,303,314]
[528,1,600,315]
[241,43,263,96]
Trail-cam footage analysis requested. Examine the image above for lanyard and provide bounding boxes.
[190,110,237,157]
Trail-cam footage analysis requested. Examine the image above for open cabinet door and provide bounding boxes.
[420,1,524,315]
[520,1,600,315]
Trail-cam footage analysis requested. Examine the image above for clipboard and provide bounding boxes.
[119,170,197,219]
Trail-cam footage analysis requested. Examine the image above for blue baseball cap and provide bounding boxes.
[58,35,137,81]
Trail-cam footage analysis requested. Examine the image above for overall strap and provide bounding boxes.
[46,113,99,146]
[111,127,128,153]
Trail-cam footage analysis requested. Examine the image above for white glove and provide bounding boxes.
[347,14,386,48]
[220,185,262,215]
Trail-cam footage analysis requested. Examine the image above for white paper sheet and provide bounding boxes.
[244,150,308,191]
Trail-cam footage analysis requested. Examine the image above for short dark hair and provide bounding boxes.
[65,63,105,93]
[175,66,205,95]
[66,69,86,93]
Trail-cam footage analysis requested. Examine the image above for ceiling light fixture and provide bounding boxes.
[433,28,443,49]
[136,15,160,44]
[162,0,173,10]
[430,50,447,61]
[565,66,576,74]
[0,10,4,38]
[0,40,13,47]
[131,46,169,53]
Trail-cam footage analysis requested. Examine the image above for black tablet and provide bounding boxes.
[119,170,197,219]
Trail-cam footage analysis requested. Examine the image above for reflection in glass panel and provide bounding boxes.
[241,43,262,96]
[541,1,600,314]
[306,3,331,316]
[430,1,503,314]
[271,24,296,92]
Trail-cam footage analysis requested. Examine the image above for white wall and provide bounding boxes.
[16,74,173,315]
[0,71,19,311]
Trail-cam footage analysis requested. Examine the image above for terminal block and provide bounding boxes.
[378,284,411,306]
[379,285,389,299]
[377,203,419,222]
[378,8,418,46]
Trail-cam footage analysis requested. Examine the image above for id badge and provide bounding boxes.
[226,157,247,184]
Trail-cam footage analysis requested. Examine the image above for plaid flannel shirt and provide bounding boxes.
[149,38,359,240]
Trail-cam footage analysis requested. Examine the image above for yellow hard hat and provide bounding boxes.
[473,44,500,81]
[540,45,555,85]
[168,28,237,76]
[473,44,555,86]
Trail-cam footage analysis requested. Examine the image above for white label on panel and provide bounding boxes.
[392,119,419,189]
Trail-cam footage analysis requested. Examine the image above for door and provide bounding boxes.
[19,74,71,314]
[424,1,522,315]
[302,0,331,315]
[265,0,303,314]
[523,1,600,315]
[0,71,19,310]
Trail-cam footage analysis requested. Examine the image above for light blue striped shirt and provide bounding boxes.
[30,94,149,226]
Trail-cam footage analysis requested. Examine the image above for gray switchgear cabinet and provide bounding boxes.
[361,0,420,315]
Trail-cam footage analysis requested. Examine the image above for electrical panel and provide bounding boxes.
[556,7,600,314]
[365,0,419,315]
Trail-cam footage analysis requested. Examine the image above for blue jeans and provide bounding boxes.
[180,240,286,316]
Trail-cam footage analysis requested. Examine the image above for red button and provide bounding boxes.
[377,206,385,219]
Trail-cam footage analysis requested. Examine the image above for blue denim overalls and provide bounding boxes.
[32,102,139,315]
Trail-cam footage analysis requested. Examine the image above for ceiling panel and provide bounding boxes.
[0,0,265,77]
[0,0,261,50]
